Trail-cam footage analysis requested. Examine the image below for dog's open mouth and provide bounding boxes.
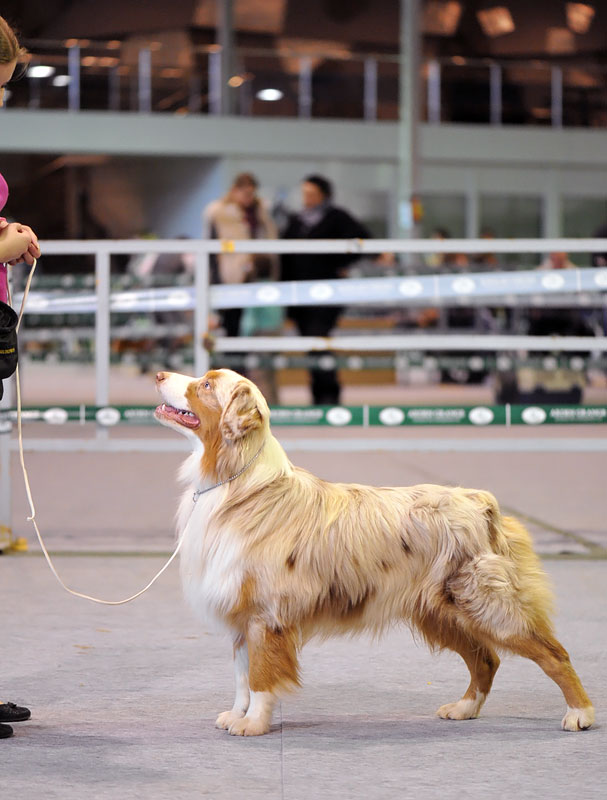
[155,403,200,429]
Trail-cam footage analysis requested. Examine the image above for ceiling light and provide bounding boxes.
[228,75,245,88]
[256,88,283,101]
[477,7,515,37]
[28,65,56,79]
[566,3,595,34]
[52,75,71,87]
[546,27,576,54]
[423,2,462,36]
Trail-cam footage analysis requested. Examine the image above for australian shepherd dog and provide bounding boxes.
[155,368,594,737]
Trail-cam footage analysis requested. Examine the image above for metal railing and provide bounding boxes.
[4,38,606,126]
[1,236,607,544]
[2,235,606,410]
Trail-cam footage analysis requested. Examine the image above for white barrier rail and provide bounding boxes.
[10,237,607,407]
[37,237,607,255]
[215,334,607,353]
[16,267,607,314]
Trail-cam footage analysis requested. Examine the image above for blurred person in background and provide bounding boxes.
[203,173,278,340]
[531,251,594,340]
[126,235,195,374]
[0,12,41,741]
[539,251,576,271]
[471,228,499,269]
[422,228,488,384]
[591,218,607,267]
[239,254,284,404]
[281,175,370,405]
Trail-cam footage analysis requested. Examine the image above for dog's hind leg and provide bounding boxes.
[216,635,250,730]
[417,612,500,721]
[497,629,594,731]
[227,621,300,737]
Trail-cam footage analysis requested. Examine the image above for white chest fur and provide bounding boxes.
[177,454,244,632]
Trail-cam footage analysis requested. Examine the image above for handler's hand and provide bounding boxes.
[16,224,41,263]
[3,223,41,266]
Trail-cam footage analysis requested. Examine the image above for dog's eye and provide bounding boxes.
[203,381,211,390]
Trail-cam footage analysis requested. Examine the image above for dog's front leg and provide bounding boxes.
[216,635,250,730]
[227,620,300,737]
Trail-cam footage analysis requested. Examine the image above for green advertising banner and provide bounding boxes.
[1,404,606,429]
[509,405,607,425]
[367,405,508,426]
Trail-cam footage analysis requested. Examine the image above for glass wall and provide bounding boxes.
[419,194,466,239]
[480,195,542,267]
[562,196,607,266]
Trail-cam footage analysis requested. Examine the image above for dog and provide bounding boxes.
[155,368,594,736]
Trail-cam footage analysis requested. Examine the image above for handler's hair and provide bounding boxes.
[0,16,27,65]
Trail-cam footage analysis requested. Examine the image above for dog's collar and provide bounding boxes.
[192,441,265,504]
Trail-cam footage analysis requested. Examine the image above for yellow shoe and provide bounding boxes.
[8,537,28,553]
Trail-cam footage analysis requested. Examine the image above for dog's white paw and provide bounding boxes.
[437,694,484,721]
[216,710,246,730]
[561,706,595,732]
[228,715,271,737]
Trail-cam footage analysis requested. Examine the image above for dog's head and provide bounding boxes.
[155,368,270,447]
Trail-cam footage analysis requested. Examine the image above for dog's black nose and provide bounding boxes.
[156,371,168,384]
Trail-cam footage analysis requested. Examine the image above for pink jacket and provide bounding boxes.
[0,172,8,303]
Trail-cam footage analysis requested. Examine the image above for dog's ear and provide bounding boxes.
[220,382,263,441]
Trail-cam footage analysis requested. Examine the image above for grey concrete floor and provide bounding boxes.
[1,557,605,799]
[1,367,606,797]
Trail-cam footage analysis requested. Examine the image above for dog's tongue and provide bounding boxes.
[157,403,200,429]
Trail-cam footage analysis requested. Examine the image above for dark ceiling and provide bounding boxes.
[2,0,606,60]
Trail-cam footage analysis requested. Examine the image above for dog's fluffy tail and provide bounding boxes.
[447,509,555,640]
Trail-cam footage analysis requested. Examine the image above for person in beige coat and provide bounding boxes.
[203,173,278,337]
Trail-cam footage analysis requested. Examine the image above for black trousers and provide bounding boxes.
[221,308,243,338]
[290,306,341,405]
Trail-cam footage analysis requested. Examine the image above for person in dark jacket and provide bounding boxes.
[281,175,370,405]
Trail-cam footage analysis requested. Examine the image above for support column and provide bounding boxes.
[218,0,236,115]
[397,0,421,259]
[95,250,111,441]
[194,251,211,377]
[466,174,480,240]
[542,171,562,240]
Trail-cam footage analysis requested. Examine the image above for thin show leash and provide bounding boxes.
[9,259,262,605]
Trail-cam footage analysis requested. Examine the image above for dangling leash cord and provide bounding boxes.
[9,259,265,604]
[8,258,184,605]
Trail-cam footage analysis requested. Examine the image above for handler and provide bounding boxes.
[0,13,42,739]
